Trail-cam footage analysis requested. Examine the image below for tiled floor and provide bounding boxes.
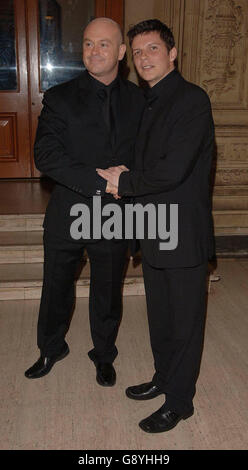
[0,259,248,450]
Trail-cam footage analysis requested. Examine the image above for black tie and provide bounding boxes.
[98,87,116,148]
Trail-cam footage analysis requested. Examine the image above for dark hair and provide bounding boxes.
[127,19,175,52]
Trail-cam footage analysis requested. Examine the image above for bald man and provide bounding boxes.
[25,18,145,384]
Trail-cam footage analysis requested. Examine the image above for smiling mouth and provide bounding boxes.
[142,65,154,70]
[89,57,104,61]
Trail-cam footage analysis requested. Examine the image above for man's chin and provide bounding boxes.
[88,67,118,82]
[88,73,106,82]
[87,67,108,77]
[138,69,155,81]
[86,64,109,76]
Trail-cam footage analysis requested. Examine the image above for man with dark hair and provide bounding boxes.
[24,18,145,386]
[97,19,215,433]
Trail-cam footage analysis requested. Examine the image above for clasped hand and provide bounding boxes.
[96,165,129,199]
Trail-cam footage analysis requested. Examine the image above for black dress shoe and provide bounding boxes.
[24,343,70,379]
[96,363,116,387]
[139,405,194,433]
[126,382,164,400]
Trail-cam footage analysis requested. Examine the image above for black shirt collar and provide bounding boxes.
[86,71,120,93]
[145,69,179,100]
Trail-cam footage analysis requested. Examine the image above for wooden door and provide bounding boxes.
[0,0,124,179]
[0,0,31,177]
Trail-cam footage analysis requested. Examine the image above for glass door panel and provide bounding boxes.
[38,0,94,91]
[0,0,17,91]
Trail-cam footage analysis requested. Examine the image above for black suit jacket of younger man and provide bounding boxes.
[118,70,215,268]
[34,70,145,241]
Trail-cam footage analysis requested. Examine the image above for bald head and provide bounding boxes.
[82,16,126,85]
[84,17,123,46]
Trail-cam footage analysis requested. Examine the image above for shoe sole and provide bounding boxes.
[139,409,194,433]
[126,389,164,401]
[25,346,70,379]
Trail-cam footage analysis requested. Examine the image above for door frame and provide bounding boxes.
[95,0,124,30]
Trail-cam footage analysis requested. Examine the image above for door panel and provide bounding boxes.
[95,0,124,28]
[0,0,31,177]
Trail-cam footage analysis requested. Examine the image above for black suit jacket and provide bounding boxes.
[34,71,145,240]
[119,70,215,268]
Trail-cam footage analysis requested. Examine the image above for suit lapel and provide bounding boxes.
[78,71,96,109]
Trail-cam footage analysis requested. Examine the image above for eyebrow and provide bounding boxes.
[132,42,161,50]
[84,37,112,43]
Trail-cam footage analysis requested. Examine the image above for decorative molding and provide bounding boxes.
[0,114,17,162]
[181,0,248,125]
[213,185,248,196]
[215,126,248,136]
[201,0,245,106]
[213,195,248,210]
[215,168,248,185]
[216,142,248,162]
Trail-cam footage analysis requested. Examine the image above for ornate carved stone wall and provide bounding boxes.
[125,0,248,236]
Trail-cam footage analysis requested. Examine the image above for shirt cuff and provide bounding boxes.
[95,173,107,196]
[118,171,132,196]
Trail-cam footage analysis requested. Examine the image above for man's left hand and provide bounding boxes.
[106,181,121,199]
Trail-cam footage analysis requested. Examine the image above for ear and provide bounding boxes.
[169,47,177,63]
[118,43,127,61]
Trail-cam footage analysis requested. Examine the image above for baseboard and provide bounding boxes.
[215,235,248,258]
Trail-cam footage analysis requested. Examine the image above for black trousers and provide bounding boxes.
[37,231,128,363]
[142,256,208,414]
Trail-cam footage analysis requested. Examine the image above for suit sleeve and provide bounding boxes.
[118,93,214,197]
[34,91,106,197]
